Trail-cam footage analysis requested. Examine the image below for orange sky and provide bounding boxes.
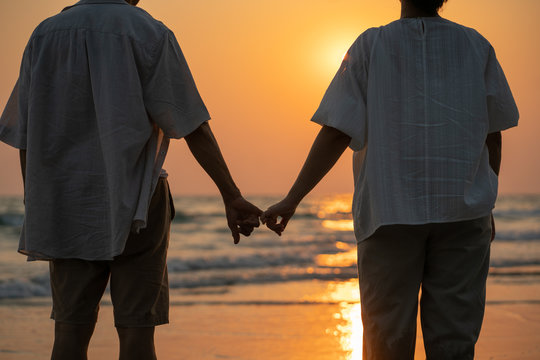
[0,0,538,196]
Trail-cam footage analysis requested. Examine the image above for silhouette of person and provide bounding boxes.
[262,0,518,358]
[0,1,260,359]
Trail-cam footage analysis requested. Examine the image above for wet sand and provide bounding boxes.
[1,277,539,360]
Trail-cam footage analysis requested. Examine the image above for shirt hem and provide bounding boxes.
[354,210,494,244]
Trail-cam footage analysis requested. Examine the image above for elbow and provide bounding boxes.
[321,125,352,147]
[486,132,502,152]
[184,121,210,144]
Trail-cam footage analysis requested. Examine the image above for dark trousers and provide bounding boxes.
[357,216,491,360]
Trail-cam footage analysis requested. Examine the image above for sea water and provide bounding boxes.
[0,194,539,300]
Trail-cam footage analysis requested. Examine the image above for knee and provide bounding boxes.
[117,326,156,360]
[52,322,96,360]
[54,321,95,343]
[117,326,155,342]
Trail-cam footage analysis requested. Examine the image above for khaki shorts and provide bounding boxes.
[49,177,174,327]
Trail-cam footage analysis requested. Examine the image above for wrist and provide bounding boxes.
[284,192,302,207]
[221,187,242,204]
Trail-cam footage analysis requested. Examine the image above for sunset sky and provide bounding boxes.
[0,0,538,196]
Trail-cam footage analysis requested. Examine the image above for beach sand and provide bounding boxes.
[1,277,539,360]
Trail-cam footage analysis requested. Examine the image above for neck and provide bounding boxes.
[400,2,439,18]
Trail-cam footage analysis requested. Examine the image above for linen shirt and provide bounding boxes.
[311,17,518,242]
[0,0,210,260]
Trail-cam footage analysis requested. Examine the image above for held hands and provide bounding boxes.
[224,196,262,244]
[261,197,299,236]
[223,196,299,243]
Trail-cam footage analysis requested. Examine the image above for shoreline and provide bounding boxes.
[1,277,539,360]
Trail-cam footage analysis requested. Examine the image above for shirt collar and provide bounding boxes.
[62,0,128,12]
[76,0,128,4]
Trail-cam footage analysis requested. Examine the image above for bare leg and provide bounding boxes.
[117,326,157,360]
[51,322,95,360]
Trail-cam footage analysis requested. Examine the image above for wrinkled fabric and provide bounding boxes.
[0,0,210,260]
[312,17,518,242]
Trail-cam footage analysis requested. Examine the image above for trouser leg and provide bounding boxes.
[49,259,110,359]
[421,216,491,360]
[357,224,429,360]
[110,178,171,328]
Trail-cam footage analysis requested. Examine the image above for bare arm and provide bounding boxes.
[184,122,261,243]
[185,122,241,202]
[20,149,26,185]
[20,150,26,204]
[486,131,502,241]
[262,125,351,234]
[486,131,502,175]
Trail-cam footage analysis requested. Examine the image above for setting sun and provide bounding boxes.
[318,38,355,75]
[0,0,537,196]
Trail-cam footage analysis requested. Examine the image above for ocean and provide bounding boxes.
[0,194,539,301]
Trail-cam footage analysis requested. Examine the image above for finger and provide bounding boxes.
[239,225,254,236]
[261,207,276,218]
[261,209,277,224]
[228,221,240,244]
[270,225,284,236]
[280,216,290,230]
[260,211,269,224]
[265,221,284,236]
[241,214,260,228]
[265,221,281,235]
[268,227,283,236]
[264,216,277,228]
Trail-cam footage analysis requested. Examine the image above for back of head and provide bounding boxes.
[407,0,448,14]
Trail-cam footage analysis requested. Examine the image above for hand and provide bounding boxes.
[224,196,262,244]
[261,198,299,236]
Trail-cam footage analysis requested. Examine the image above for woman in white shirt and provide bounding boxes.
[262,0,518,358]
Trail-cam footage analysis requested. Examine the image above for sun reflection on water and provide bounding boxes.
[322,219,354,232]
[336,302,363,360]
[310,196,362,359]
[306,280,363,359]
[316,249,357,268]
[315,195,354,232]
[314,194,353,219]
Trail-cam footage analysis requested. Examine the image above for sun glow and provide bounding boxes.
[321,280,363,360]
[315,195,353,218]
[319,40,354,76]
[322,219,354,232]
[316,250,357,268]
[337,302,363,360]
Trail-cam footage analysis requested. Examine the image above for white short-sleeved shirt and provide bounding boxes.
[0,0,210,260]
[311,17,519,242]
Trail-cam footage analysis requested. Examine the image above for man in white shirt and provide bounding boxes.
[262,0,518,358]
[0,0,261,359]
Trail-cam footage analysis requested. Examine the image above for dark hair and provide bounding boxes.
[408,0,448,13]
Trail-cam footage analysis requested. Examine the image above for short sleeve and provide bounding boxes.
[0,43,31,150]
[485,46,519,133]
[311,31,372,151]
[143,31,210,139]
